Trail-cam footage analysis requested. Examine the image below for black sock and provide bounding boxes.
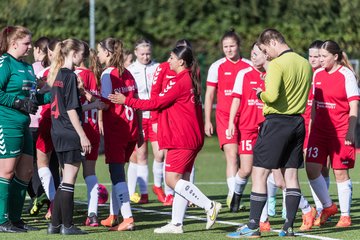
[283,188,301,230]
[248,192,267,229]
[60,183,75,228]
[51,185,63,226]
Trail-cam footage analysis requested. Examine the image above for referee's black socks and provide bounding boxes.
[283,188,301,231]
[248,192,267,229]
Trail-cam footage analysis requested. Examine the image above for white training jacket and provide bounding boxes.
[127,60,160,119]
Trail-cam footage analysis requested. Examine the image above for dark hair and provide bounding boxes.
[221,28,241,46]
[42,38,61,67]
[175,39,192,49]
[134,38,151,49]
[99,37,125,75]
[0,25,31,55]
[172,46,201,104]
[257,28,286,45]
[82,40,90,60]
[308,40,324,50]
[321,40,355,74]
[89,48,101,86]
[34,36,50,67]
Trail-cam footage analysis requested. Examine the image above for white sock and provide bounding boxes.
[127,162,137,195]
[324,176,330,189]
[174,179,212,211]
[137,164,148,194]
[171,193,188,225]
[190,165,195,183]
[38,167,56,201]
[310,183,323,213]
[234,175,248,195]
[110,187,119,215]
[309,176,332,208]
[299,195,311,214]
[153,161,163,187]
[337,179,352,216]
[163,162,174,195]
[282,189,286,209]
[260,200,268,222]
[113,182,132,218]
[227,176,235,195]
[85,175,98,215]
[267,173,278,197]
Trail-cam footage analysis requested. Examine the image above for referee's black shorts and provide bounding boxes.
[253,114,305,169]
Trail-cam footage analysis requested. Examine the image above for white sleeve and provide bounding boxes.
[207,58,225,84]
[101,72,113,99]
[232,67,252,95]
[341,67,360,99]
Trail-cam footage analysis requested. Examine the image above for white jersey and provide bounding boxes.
[127,60,159,119]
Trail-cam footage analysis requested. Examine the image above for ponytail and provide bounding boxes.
[47,42,65,87]
[172,45,201,105]
[89,48,102,86]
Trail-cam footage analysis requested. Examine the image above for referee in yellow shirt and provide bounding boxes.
[226,28,312,238]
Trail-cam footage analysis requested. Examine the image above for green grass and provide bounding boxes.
[12,136,360,239]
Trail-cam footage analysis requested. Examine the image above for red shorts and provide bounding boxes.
[36,117,54,153]
[303,122,310,150]
[239,130,258,154]
[142,118,157,142]
[216,109,239,149]
[104,140,137,164]
[306,133,355,169]
[83,124,100,161]
[165,148,200,174]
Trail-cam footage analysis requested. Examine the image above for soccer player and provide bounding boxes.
[97,37,139,231]
[149,39,196,207]
[0,25,41,233]
[75,42,102,227]
[34,38,62,220]
[227,28,312,238]
[305,40,332,218]
[46,39,91,235]
[127,39,165,204]
[27,36,50,216]
[109,46,222,234]
[204,29,252,209]
[227,43,266,213]
[306,40,359,228]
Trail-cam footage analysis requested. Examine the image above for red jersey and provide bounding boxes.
[126,69,204,150]
[312,66,360,137]
[37,66,51,119]
[150,62,176,124]
[207,57,252,114]
[101,67,138,142]
[75,67,100,144]
[232,66,265,131]
[302,68,316,131]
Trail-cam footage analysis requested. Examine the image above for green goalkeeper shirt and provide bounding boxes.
[0,53,36,127]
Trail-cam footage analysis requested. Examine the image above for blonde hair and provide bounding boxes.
[47,38,84,87]
[0,25,31,55]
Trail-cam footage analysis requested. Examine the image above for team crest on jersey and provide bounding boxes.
[224,89,232,96]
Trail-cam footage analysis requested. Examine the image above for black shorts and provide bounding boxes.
[253,114,305,169]
[56,149,85,168]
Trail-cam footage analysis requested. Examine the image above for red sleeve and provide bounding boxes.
[150,64,167,123]
[126,78,180,111]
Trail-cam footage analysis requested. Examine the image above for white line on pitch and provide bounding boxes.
[74,200,341,240]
